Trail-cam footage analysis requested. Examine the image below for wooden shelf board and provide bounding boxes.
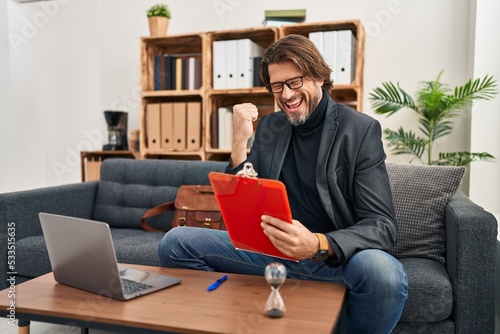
[142,90,204,98]
[142,152,205,161]
[207,87,269,96]
[141,33,204,49]
[209,26,279,48]
[280,20,361,36]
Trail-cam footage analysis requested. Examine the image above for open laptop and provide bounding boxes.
[39,212,181,301]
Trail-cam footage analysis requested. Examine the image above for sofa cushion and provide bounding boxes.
[93,159,226,229]
[393,319,454,334]
[386,163,465,265]
[110,229,164,266]
[398,258,453,323]
[15,229,165,279]
[16,235,52,278]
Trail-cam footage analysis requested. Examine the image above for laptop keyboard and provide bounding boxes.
[121,278,154,295]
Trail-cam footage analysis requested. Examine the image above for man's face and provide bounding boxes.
[268,61,324,126]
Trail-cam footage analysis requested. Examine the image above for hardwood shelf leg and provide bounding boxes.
[18,319,30,334]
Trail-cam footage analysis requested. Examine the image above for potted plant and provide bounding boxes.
[369,70,498,166]
[147,4,171,36]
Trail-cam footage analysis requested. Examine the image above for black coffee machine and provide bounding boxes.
[102,110,128,150]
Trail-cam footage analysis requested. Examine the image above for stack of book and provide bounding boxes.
[154,53,202,91]
[262,9,306,27]
[212,38,264,89]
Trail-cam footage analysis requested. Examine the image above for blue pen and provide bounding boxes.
[207,275,228,291]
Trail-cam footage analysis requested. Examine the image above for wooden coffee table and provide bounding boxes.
[0,264,346,334]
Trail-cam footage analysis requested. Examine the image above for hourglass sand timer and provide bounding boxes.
[264,262,287,318]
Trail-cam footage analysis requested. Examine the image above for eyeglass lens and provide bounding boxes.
[268,76,304,93]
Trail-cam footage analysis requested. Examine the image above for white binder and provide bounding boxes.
[323,30,338,85]
[309,31,323,53]
[336,30,356,84]
[188,57,202,90]
[237,39,264,89]
[217,106,233,149]
[225,39,238,89]
[213,40,226,89]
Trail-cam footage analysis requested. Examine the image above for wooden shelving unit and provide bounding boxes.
[140,33,207,160]
[139,20,365,161]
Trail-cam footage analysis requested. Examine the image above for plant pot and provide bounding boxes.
[148,16,169,36]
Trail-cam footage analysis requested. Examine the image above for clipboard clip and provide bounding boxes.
[236,162,258,178]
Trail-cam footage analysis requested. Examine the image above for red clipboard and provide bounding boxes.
[208,171,297,261]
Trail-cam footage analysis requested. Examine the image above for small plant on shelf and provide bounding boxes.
[146,4,171,36]
[146,4,171,18]
[369,70,498,166]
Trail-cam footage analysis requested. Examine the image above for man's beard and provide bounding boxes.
[282,92,321,126]
[287,110,310,126]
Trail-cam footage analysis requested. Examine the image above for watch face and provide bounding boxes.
[313,250,329,262]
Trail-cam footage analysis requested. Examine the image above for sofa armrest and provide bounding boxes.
[445,192,497,334]
[0,181,98,289]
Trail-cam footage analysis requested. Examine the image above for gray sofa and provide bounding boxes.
[0,158,497,333]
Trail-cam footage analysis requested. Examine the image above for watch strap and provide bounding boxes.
[314,233,329,252]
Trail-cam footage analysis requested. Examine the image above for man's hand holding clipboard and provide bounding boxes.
[208,164,298,261]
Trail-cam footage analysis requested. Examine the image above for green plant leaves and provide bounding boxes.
[369,82,417,116]
[370,71,498,166]
[435,152,496,166]
[454,75,498,102]
[419,118,453,141]
[383,128,427,162]
[147,4,171,18]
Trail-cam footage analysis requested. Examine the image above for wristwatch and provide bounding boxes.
[312,233,330,262]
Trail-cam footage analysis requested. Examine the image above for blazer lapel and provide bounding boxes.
[269,115,292,179]
[316,99,339,221]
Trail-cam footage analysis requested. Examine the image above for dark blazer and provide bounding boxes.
[229,95,397,265]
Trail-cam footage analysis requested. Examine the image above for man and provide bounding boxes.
[158,34,408,333]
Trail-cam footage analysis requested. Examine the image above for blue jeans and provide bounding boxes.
[158,227,408,334]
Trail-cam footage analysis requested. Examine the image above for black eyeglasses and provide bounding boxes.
[266,76,305,94]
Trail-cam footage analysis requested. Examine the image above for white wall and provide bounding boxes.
[1,0,498,198]
[0,0,13,191]
[3,0,102,192]
[470,0,500,222]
